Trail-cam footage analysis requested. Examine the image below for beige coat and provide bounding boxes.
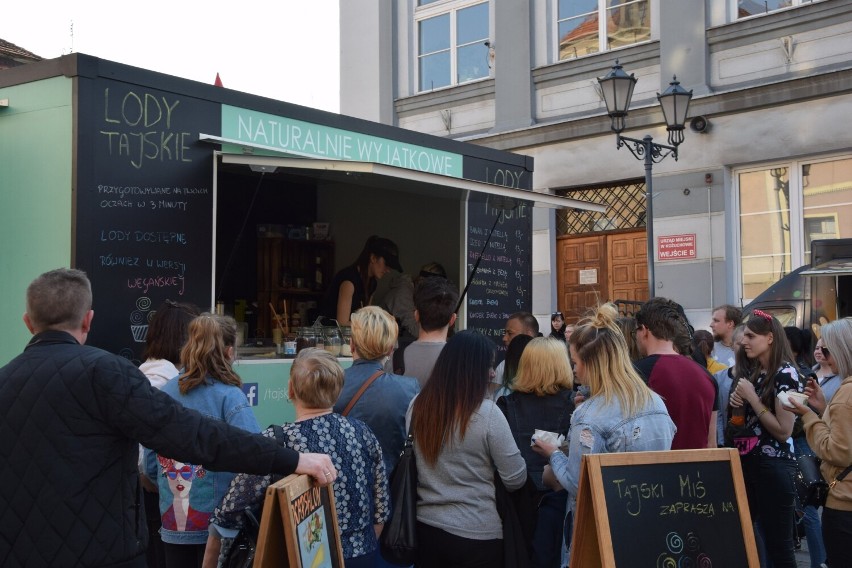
[802,376,852,511]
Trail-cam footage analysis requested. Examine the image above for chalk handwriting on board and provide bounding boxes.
[484,167,526,189]
[100,89,192,169]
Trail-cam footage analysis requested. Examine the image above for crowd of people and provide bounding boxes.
[1,267,850,568]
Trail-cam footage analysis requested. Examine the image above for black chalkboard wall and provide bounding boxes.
[75,77,219,362]
[600,459,749,567]
[465,192,532,360]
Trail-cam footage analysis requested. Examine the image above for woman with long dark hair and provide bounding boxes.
[321,235,402,326]
[549,311,567,342]
[729,309,802,568]
[143,314,260,568]
[408,330,526,567]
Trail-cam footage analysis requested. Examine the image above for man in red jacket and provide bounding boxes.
[634,297,718,450]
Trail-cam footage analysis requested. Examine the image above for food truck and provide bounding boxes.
[744,238,852,334]
[0,53,603,424]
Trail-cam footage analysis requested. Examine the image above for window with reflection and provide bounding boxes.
[739,168,792,301]
[802,156,852,263]
[558,0,649,61]
[417,1,490,92]
[737,155,852,301]
[736,0,819,19]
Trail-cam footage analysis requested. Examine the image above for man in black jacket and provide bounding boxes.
[0,268,337,567]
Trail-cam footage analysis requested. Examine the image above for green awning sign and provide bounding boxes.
[221,105,462,178]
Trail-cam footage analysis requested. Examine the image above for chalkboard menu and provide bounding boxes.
[465,192,532,359]
[74,77,219,362]
[571,449,758,568]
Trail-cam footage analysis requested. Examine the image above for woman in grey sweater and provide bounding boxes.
[407,330,527,568]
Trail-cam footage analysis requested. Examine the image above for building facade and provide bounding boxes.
[340,0,852,325]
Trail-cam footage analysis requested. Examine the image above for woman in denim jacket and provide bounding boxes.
[144,314,260,568]
[533,303,676,558]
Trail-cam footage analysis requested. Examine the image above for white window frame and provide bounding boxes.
[414,0,491,93]
[731,0,823,21]
[731,152,851,305]
[553,0,653,63]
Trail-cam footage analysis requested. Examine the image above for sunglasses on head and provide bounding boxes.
[552,312,563,317]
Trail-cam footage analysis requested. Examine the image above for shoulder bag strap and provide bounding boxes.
[829,465,852,489]
[341,370,383,416]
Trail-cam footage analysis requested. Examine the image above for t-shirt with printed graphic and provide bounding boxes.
[744,362,802,459]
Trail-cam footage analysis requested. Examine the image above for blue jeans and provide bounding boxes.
[532,489,567,568]
[742,454,798,568]
[793,436,827,568]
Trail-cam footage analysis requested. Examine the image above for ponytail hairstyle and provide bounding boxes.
[178,314,241,394]
[569,303,653,417]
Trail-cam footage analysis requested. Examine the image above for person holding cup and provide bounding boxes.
[787,318,852,568]
[532,303,675,558]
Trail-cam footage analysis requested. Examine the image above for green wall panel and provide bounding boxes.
[0,77,73,364]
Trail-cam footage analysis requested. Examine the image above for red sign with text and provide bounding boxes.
[658,234,696,261]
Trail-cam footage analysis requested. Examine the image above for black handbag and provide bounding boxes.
[222,509,260,568]
[380,430,418,566]
[794,454,829,508]
[222,425,285,568]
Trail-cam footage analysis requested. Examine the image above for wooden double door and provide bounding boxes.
[556,229,648,323]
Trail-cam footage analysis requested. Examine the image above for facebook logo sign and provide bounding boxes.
[242,383,259,406]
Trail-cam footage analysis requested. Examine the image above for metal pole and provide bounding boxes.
[643,135,655,299]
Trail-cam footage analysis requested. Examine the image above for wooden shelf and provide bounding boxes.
[257,237,334,338]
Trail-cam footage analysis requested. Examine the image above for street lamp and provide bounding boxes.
[598,60,693,298]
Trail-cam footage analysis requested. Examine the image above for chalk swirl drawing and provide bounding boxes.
[148,310,157,322]
[119,348,135,360]
[686,532,700,552]
[656,531,710,568]
[666,532,684,554]
[130,296,153,342]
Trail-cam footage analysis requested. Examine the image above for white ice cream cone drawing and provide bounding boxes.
[130,297,153,342]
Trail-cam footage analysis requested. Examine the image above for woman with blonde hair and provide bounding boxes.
[497,337,575,568]
[533,303,675,555]
[334,306,419,476]
[210,349,389,568]
[144,314,260,568]
[788,317,852,567]
[498,337,574,490]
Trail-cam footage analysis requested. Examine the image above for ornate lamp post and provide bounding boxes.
[598,60,693,298]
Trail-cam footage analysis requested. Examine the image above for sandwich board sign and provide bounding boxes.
[570,449,759,567]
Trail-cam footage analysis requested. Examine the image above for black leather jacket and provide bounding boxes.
[497,389,575,491]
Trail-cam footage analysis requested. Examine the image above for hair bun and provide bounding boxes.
[587,303,618,328]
